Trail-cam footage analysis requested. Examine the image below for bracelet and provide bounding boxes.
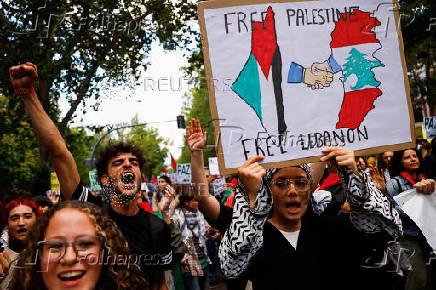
[14,86,34,95]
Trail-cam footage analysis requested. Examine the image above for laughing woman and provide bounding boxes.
[187,119,405,290]
[9,200,148,290]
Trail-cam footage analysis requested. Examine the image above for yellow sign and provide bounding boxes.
[50,172,60,191]
[415,124,424,139]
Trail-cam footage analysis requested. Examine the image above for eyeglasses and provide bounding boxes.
[37,236,105,264]
[270,178,310,194]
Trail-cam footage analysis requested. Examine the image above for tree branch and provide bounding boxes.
[59,61,100,134]
[0,7,14,30]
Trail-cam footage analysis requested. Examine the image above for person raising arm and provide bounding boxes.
[9,62,79,199]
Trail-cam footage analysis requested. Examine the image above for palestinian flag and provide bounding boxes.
[232,6,286,135]
[329,10,384,129]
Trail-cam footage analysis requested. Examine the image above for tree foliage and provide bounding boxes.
[400,0,436,117]
[64,127,97,187]
[0,95,39,197]
[0,0,196,180]
[178,70,217,166]
[0,93,98,196]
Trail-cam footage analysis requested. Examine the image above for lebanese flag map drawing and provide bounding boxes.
[330,10,384,129]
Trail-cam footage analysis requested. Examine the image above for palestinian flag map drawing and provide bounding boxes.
[199,0,414,172]
[232,7,287,135]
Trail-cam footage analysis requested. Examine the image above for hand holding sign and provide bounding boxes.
[238,155,266,208]
[9,62,38,90]
[187,118,206,152]
[414,179,436,195]
[320,147,358,175]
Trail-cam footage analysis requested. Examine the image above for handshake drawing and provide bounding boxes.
[303,60,334,89]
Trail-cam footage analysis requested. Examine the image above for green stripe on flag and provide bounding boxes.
[232,53,262,122]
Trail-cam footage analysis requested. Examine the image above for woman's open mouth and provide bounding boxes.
[58,271,86,281]
[16,228,28,236]
[286,201,301,214]
[58,270,86,287]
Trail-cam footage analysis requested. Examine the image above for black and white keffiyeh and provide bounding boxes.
[218,165,402,279]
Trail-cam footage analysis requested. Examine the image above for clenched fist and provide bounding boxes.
[238,155,266,207]
[9,62,38,90]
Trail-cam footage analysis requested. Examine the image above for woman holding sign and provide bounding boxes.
[388,148,435,290]
[187,118,406,290]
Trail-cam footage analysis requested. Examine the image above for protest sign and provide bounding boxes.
[169,173,178,185]
[212,177,226,196]
[208,157,220,175]
[89,169,101,191]
[50,171,60,191]
[394,188,436,251]
[177,163,192,184]
[198,0,415,173]
[424,117,436,139]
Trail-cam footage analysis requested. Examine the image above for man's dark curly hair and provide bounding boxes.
[95,141,146,185]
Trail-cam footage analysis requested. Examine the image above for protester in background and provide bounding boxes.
[205,169,218,200]
[221,175,238,208]
[9,200,148,290]
[417,139,431,159]
[205,224,220,289]
[33,195,53,214]
[1,190,42,289]
[376,151,394,193]
[153,175,173,213]
[159,175,172,188]
[187,119,405,290]
[316,164,346,216]
[0,201,6,247]
[356,156,369,174]
[173,194,209,290]
[422,139,436,179]
[388,148,436,290]
[48,190,61,205]
[366,155,377,168]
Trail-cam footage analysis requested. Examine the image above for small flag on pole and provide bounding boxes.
[171,154,177,171]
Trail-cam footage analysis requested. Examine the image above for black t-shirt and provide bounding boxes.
[72,183,172,273]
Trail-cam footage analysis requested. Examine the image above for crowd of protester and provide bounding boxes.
[1,63,435,290]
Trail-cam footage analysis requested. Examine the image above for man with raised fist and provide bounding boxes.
[10,62,185,289]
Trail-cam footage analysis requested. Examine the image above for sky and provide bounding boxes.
[59,43,191,165]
